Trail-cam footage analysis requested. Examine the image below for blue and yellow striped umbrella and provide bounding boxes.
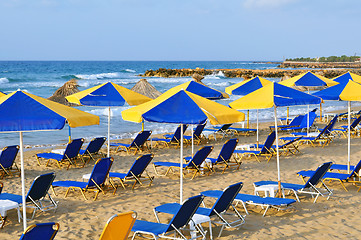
[169,80,229,99]
[225,76,272,96]
[0,90,99,231]
[332,72,361,84]
[123,88,244,203]
[66,82,152,157]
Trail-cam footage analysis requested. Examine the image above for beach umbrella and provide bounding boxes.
[314,80,361,172]
[279,71,338,135]
[0,90,99,230]
[131,79,162,100]
[226,76,273,145]
[66,82,152,157]
[332,72,361,84]
[169,80,229,100]
[229,82,322,195]
[122,89,245,203]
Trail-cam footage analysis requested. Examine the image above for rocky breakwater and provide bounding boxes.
[141,68,361,79]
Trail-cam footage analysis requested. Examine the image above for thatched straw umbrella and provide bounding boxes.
[131,79,162,99]
[48,79,80,106]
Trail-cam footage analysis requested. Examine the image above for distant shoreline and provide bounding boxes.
[140,67,361,79]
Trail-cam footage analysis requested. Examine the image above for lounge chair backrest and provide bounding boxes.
[131,131,152,148]
[165,195,203,232]
[351,115,361,129]
[288,115,304,127]
[171,125,188,142]
[210,182,243,216]
[219,124,232,132]
[0,145,19,168]
[87,158,113,188]
[126,154,154,178]
[304,162,332,188]
[84,137,106,155]
[19,222,60,240]
[299,111,317,128]
[193,124,206,138]
[217,138,238,162]
[98,211,137,240]
[63,138,84,160]
[325,115,338,135]
[260,131,276,153]
[348,159,361,178]
[187,146,213,168]
[26,172,56,202]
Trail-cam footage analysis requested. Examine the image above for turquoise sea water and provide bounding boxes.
[0,61,347,148]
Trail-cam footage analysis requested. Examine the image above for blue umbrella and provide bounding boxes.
[0,90,99,230]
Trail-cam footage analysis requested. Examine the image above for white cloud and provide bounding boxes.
[243,0,298,8]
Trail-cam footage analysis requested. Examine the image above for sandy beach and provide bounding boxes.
[0,118,361,240]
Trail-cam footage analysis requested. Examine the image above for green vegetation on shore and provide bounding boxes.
[286,55,360,62]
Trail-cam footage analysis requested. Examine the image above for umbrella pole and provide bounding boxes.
[20,131,27,230]
[142,120,144,131]
[287,107,289,124]
[247,110,250,128]
[191,125,194,157]
[274,107,282,197]
[257,109,259,148]
[68,125,71,143]
[307,89,310,136]
[320,103,323,122]
[180,124,183,204]
[347,101,351,173]
[107,107,111,158]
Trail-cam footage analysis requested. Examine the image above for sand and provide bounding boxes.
[0,119,361,239]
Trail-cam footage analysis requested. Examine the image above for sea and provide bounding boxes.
[0,61,349,149]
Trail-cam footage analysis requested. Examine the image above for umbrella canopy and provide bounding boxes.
[225,76,272,145]
[0,90,99,231]
[122,89,244,125]
[332,72,361,84]
[66,82,152,157]
[279,71,338,88]
[229,82,322,195]
[314,80,361,172]
[225,76,272,95]
[279,71,338,134]
[131,79,162,99]
[169,80,229,100]
[122,89,244,203]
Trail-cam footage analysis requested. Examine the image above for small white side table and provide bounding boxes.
[0,200,20,223]
[254,184,284,198]
[190,214,212,240]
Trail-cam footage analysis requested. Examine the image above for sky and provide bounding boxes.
[1,0,361,61]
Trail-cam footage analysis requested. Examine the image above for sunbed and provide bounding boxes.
[98,211,136,240]
[52,157,113,201]
[0,172,58,220]
[131,195,204,240]
[36,138,84,169]
[153,146,213,179]
[183,123,206,145]
[150,125,187,147]
[233,131,276,162]
[109,131,151,154]
[0,145,20,178]
[108,154,154,190]
[201,188,296,217]
[79,137,106,162]
[297,159,361,191]
[19,222,60,240]
[254,162,333,203]
[205,138,241,173]
[154,182,245,239]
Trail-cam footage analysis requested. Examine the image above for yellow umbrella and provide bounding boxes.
[66,82,151,156]
[122,89,244,203]
[0,90,99,230]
